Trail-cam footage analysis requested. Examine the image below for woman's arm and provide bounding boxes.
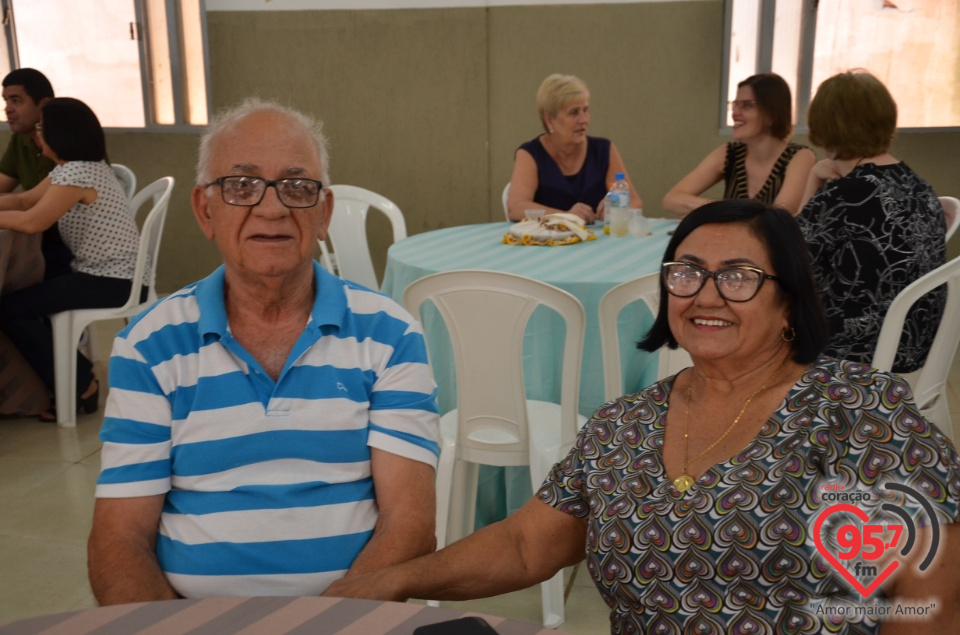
[605,142,643,211]
[799,158,844,211]
[0,177,86,233]
[661,145,726,218]
[772,147,817,216]
[507,149,596,223]
[323,497,587,601]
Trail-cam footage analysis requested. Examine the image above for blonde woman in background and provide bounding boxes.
[506,73,641,223]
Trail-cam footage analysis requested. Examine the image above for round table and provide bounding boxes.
[0,597,572,635]
[381,219,677,522]
[382,219,678,418]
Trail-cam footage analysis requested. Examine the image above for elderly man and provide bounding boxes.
[88,99,440,603]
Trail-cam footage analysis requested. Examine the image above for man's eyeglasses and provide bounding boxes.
[204,175,323,208]
[661,261,778,302]
[728,99,757,111]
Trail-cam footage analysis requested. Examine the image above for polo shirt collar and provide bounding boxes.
[194,261,347,340]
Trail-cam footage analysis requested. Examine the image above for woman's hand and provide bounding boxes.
[810,158,844,183]
[566,202,597,224]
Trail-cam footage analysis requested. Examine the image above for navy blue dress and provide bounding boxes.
[518,136,611,211]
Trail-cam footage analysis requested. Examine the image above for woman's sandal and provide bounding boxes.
[39,379,99,423]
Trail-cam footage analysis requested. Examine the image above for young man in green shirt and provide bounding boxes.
[0,68,71,279]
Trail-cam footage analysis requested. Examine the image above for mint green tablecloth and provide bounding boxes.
[381,219,679,522]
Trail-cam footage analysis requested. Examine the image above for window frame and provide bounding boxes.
[0,0,211,132]
[721,0,959,135]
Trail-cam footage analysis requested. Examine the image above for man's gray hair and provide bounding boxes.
[195,97,331,186]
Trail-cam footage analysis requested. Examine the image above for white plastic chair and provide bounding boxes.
[599,273,693,402]
[49,176,174,427]
[940,196,960,242]
[501,182,511,221]
[404,270,586,628]
[318,185,406,290]
[111,163,137,198]
[872,253,960,442]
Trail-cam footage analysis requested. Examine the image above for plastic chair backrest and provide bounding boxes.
[599,272,692,402]
[125,177,175,308]
[321,185,406,290]
[111,163,137,199]
[940,196,960,242]
[404,270,585,462]
[501,182,510,221]
[872,252,960,439]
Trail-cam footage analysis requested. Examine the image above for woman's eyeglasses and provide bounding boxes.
[728,99,757,111]
[661,261,778,302]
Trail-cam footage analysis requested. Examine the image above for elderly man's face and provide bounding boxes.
[192,111,331,285]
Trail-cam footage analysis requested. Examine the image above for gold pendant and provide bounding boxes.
[673,474,695,493]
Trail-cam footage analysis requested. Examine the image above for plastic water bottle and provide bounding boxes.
[604,173,630,235]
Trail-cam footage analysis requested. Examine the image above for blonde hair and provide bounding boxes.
[536,74,589,133]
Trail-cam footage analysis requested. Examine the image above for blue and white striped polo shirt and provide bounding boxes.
[96,262,440,597]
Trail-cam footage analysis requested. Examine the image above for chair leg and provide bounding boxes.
[540,570,566,629]
[51,313,80,428]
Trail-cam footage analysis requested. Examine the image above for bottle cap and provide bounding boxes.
[615,172,625,180]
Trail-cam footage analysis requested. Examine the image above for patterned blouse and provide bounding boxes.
[797,162,945,373]
[722,141,808,204]
[50,160,141,279]
[537,359,959,635]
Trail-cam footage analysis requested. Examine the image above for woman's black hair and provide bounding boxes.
[40,98,106,162]
[638,199,828,364]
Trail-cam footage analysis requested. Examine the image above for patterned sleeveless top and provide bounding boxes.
[723,141,807,204]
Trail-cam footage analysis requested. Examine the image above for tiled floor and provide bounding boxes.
[2,320,959,632]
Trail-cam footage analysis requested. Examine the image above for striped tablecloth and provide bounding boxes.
[0,597,571,635]
[382,219,678,418]
[0,230,50,416]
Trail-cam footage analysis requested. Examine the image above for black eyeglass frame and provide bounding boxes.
[204,175,325,209]
[661,260,779,303]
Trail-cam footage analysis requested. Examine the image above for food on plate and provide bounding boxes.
[503,212,597,246]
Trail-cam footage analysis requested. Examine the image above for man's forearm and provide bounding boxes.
[88,536,180,605]
[343,514,436,579]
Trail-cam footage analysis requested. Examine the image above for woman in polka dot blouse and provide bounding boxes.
[0,97,142,421]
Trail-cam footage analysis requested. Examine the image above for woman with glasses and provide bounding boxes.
[505,73,642,223]
[0,97,140,421]
[797,70,945,374]
[663,73,815,218]
[325,200,959,634]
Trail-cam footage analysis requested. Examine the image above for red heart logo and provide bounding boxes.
[813,503,899,597]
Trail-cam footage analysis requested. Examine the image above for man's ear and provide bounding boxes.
[317,187,334,241]
[191,185,216,239]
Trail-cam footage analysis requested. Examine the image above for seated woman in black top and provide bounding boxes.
[662,73,815,218]
[506,74,642,224]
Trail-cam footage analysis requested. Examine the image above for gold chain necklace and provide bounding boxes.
[672,360,786,494]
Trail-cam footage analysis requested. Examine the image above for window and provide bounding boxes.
[723,0,960,130]
[0,0,209,128]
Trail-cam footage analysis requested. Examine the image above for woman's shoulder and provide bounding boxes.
[50,160,109,187]
[518,135,546,155]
